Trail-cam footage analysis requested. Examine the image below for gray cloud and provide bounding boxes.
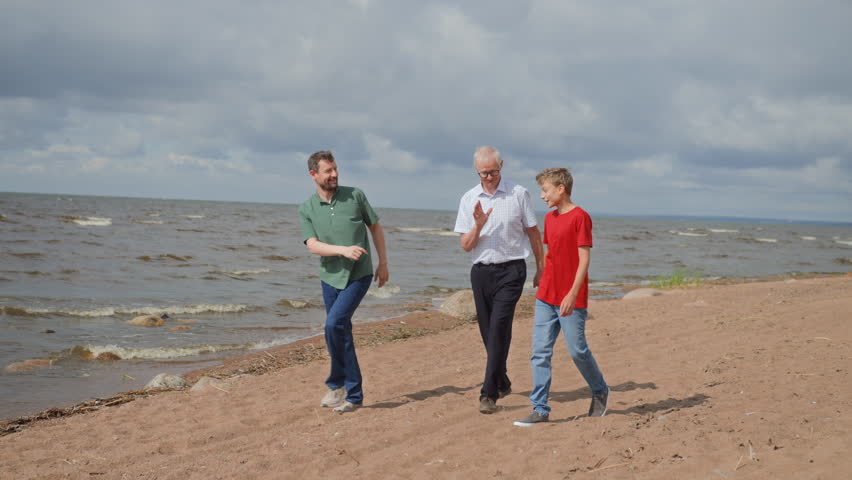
[1,0,850,221]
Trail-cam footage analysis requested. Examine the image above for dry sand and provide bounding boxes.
[1,275,850,479]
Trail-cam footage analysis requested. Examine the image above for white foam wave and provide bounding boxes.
[72,217,112,226]
[675,231,708,237]
[397,227,456,237]
[709,229,739,233]
[367,284,401,298]
[84,343,249,360]
[8,303,250,317]
[836,240,852,246]
[755,238,777,243]
[800,236,817,241]
[215,269,271,276]
[181,215,205,219]
[135,220,165,225]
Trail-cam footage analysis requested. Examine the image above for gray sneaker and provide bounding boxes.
[513,410,549,427]
[320,387,345,408]
[333,401,360,414]
[588,387,609,417]
[479,397,497,414]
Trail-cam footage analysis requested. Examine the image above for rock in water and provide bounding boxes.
[128,314,168,327]
[145,373,187,390]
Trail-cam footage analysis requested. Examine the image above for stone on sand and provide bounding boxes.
[622,288,665,300]
[145,373,187,390]
[190,376,229,393]
[439,290,477,322]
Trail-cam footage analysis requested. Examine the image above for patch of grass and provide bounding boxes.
[653,268,703,288]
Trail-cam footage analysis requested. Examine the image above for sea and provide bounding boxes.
[2,192,851,420]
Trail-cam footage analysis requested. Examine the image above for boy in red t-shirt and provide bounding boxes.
[514,168,608,427]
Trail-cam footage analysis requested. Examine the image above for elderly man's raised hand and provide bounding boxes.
[473,200,493,230]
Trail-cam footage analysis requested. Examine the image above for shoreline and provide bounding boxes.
[1,271,846,436]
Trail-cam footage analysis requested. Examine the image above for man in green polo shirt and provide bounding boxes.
[299,150,389,413]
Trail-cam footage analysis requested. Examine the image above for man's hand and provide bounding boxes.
[473,200,493,229]
[374,263,389,288]
[533,268,542,288]
[340,245,368,261]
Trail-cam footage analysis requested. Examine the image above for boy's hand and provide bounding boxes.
[559,293,577,317]
[473,200,493,229]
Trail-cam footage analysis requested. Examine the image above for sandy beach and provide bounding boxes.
[1,275,850,479]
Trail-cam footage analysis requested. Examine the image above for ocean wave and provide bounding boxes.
[672,230,708,237]
[413,285,458,295]
[262,255,293,262]
[0,214,18,224]
[134,220,165,225]
[800,236,817,241]
[835,240,852,247]
[71,343,250,360]
[136,254,194,262]
[62,216,112,226]
[755,238,778,243]
[278,299,317,309]
[396,227,456,237]
[367,284,401,299]
[211,268,271,276]
[180,215,205,219]
[709,229,739,233]
[10,252,43,258]
[1,303,251,317]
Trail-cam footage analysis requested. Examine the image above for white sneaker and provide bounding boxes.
[320,387,345,408]
[333,401,360,414]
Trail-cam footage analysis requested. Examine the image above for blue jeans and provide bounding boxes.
[321,275,372,404]
[529,299,606,415]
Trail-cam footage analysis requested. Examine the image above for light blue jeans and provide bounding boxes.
[529,299,606,415]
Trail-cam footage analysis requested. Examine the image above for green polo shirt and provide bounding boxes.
[299,186,380,289]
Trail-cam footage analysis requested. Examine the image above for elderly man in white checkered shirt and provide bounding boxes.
[454,146,545,414]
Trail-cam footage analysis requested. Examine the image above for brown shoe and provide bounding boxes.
[479,397,497,414]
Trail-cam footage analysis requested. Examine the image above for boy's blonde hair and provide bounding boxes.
[536,168,573,196]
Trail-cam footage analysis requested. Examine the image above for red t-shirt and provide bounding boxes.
[536,206,593,308]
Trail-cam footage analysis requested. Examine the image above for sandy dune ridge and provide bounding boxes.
[1,275,850,479]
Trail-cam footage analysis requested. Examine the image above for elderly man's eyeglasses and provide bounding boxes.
[478,169,501,178]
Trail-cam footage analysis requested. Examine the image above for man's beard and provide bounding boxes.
[319,179,338,193]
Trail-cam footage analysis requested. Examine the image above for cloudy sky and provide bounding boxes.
[1,1,851,222]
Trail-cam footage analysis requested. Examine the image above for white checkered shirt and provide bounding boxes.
[454,179,538,265]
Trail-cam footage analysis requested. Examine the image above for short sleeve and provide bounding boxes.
[453,193,473,234]
[519,188,538,228]
[355,188,379,226]
[577,210,593,248]
[299,203,317,243]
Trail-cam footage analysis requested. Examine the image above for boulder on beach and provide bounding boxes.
[128,313,169,327]
[145,373,187,390]
[439,290,477,322]
[622,288,665,300]
[190,376,228,394]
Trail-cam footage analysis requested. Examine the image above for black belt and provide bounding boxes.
[473,259,525,269]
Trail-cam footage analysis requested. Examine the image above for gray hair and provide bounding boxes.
[473,146,503,169]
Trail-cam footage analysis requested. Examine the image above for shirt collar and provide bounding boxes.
[475,179,507,196]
